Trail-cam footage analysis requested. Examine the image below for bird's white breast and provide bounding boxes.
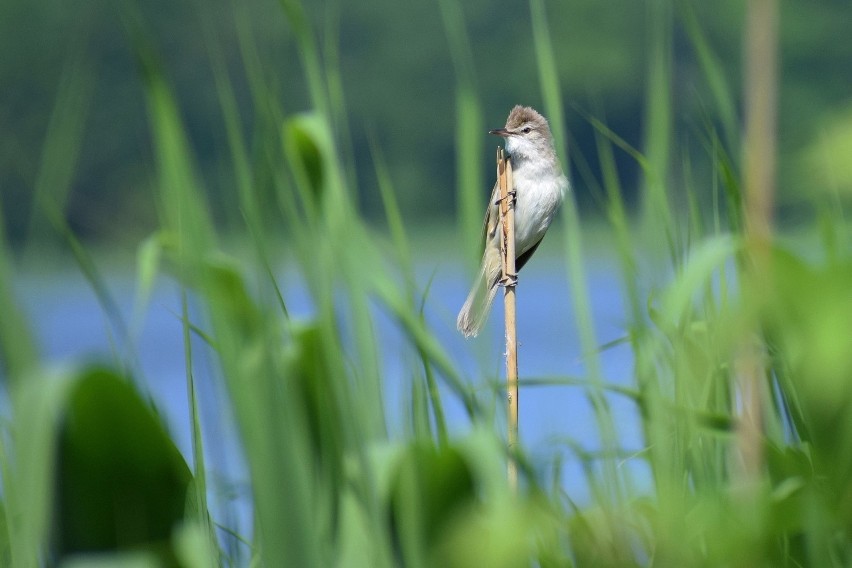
[512,159,567,255]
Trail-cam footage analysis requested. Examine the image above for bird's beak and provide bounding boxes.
[488,128,510,137]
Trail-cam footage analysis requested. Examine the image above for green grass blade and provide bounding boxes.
[437,0,484,268]
[0,199,38,384]
[530,0,625,507]
[24,49,94,249]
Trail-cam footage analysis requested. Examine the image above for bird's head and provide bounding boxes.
[488,105,554,160]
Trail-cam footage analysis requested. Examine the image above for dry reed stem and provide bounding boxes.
[735,0,778,486]
[497,147,519,491]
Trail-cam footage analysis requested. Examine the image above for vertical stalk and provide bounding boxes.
[744,0,778,248]
[736,0,778,483]
[498,148,519,491]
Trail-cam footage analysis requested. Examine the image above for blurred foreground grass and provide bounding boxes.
[2,0,852,566]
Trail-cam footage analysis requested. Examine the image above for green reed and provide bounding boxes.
[1,0,852,566]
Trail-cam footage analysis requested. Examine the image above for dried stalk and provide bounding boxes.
[735,0,778,484]
[497,147,519,491]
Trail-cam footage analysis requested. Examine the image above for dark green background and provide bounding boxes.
[2,0,850,244]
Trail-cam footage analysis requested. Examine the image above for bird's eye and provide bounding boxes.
[522,127,531,133]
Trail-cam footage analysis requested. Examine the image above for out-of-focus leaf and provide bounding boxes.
[388,442,476,566]
[803,103,852,195]
[0,500,8,566]
[283,322,347,540]
[59,551,162,568]
[767,251,852,407]
[435,495,563,568]
[284,113,327,201]
[765,250,852,524]
[201,254,261,338]
[0,204,38,382]
[172,522,217,568]
[765,443,811,531]
[55,367,191,559]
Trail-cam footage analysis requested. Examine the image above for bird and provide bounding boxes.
[457,105,568,338]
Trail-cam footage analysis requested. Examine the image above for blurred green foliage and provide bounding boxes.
[56,367,193,560]
[3,0,852,565]
[0,365,201,566]
[3,0,852,245]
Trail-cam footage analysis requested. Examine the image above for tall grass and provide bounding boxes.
[1,0,852,566]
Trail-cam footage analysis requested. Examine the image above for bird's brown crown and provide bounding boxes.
[505,105,549,132]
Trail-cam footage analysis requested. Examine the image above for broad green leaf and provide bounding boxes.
[55,367,191,558]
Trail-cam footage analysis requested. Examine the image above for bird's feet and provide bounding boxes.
[494,190,517,208]
[498,272,518,288]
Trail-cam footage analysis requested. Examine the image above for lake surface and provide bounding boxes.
[13,240,649,537]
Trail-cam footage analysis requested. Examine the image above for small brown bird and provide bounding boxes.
[457,106,568,337]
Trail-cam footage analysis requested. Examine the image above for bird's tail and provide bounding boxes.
[457,251,501,338]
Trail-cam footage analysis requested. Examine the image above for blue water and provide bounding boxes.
[14,243,648,538]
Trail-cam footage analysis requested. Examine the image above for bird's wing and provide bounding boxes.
[515,236,543,271]
[481,176,544,271]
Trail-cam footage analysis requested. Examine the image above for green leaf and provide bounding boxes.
[389,442,476,566]
[283,113,327,203]
[803,103,852,195]
[55,367,191,558]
